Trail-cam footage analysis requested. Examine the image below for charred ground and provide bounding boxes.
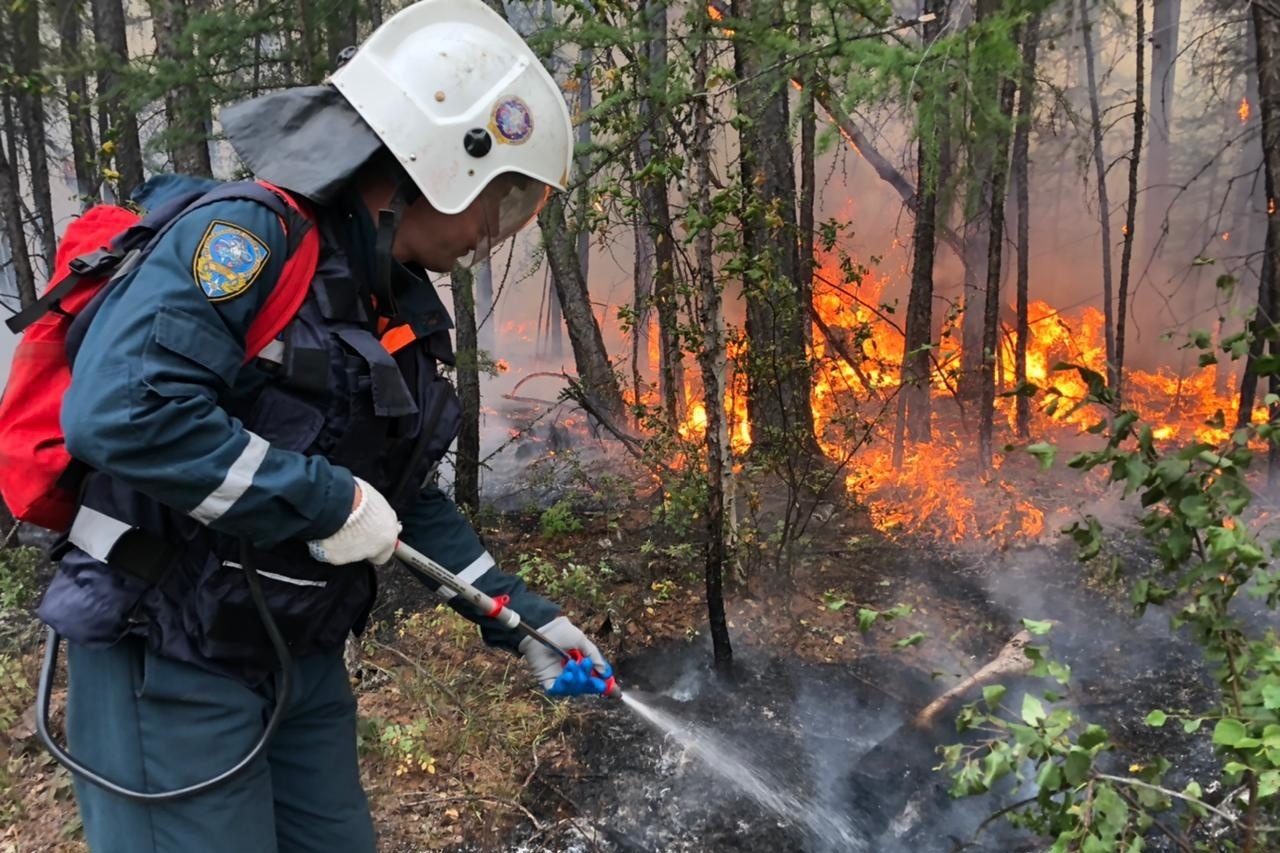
[0,460,1225,853]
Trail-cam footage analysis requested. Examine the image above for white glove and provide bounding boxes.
[519,616,609,690]
[306,477,400,566]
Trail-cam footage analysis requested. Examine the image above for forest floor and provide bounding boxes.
[0,447,1224,853]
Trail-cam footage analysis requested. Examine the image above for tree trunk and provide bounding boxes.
[636,0,684,425]
[538,194,626,420]
[1115,0,1145,398]
[1145,0,1181,254]
[960,210,990,400]
[451,265,481,513]
[0,141,37,309]
[732,0,816,456]
[1250,0,1280,485]
[150,0,213,177]
[692,20,733,670]
[797,0,816,338]
[92,0,145,199]
[978,75,1019,471]
[54,0,98,206]
[1012,12,1042,438]
[1080,0,1117,388]
[631,213,654,408]
[13,0,57,276]
[893,0,945,465]
[474,258,495,355]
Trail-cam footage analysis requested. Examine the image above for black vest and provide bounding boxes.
[39,213,462,683]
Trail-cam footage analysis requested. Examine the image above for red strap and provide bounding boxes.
[485,594,511,619]
[241,181,320,363]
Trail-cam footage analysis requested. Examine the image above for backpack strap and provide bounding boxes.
[242,181,319,362]
[4,249,124,335]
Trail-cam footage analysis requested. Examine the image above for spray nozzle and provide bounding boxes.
[563,649,621,698]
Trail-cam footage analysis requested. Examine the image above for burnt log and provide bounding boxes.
[847,630,1035,835]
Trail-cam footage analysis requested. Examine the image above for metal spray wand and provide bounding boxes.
[389,541,620,698]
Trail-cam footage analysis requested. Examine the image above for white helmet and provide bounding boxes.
[330,0,572,247]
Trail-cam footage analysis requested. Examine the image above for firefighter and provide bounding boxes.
[36,1,610,850]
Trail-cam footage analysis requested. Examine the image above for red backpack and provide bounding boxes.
[0,180,319,531]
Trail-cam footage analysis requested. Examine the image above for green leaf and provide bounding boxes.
[893,632,925,648]
[1144,710,1168,728]
[1021,694,1046,725]
[1064,748,1092,786]
[1213,718,1247,747]
[1257,770,1280,800]
[1182,718,1204,734]
[1026,442,1057,471]
[1078,724,1110,750]
[1022,618,1053,635]
[821,591,847,612]
[983,685,1007,709]
[1262,683,1280,710]
[856,608,879,633]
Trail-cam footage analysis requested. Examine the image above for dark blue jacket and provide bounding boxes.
[38,176,557,682]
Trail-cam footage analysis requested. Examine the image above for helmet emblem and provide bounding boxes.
[490,97,534,145]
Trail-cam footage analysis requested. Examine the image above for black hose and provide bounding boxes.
[36,541,293,802]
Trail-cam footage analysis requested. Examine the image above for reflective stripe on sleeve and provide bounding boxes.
[437,551,496,601]
[190,432,270,524]
[67,506,132,563]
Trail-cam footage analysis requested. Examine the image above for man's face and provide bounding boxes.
[392,174,550,273]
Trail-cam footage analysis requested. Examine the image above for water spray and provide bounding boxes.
[389,541,621,698]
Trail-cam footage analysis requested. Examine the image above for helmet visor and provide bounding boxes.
[457,173,552,269]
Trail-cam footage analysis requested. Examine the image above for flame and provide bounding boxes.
[801,251,1260,544]
[617,245,1260,547]
[1240,97,1251,124]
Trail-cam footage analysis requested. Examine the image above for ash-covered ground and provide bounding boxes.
[481,542,1224,853]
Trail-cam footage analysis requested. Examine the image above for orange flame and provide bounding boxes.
[1240,97,1251,124]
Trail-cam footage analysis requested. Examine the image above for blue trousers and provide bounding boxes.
[65,638,376,853]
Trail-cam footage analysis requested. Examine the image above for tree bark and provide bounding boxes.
[451,265,481,513]
[732,0,816,456]
[0,141,37,309]
[538,194,626,420]
[13,0,57,275]
[1115,0,1145,398]
[474,257,495,355]
[960,212,989,400]
[1250,0,1280,485]
[978,74,1019,471]
[1145,0,1181,254]
[1080,0,1117,388]
[150,0,213,177]
[797,0,816,340]
[1012,12,1042,438]
[636,0,684,425]
[631,212,653,408]
[692,19,733,670]
[893,0,945,464]
[54,0,98,206]
[92,0,145,198]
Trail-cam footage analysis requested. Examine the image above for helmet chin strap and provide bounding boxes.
[374,177,421,320]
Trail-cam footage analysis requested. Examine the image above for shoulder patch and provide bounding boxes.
[192,220,271,302]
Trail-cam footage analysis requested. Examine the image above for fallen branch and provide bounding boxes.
[913,629,1034,728]
[562,379,682,480]
[808,305,883,401]
[396,792,544,832]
